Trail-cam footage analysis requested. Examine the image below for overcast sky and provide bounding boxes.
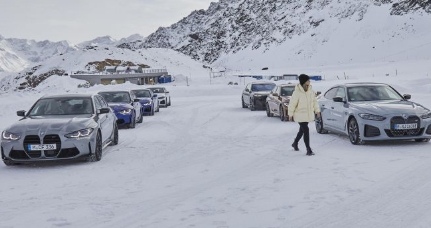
[0,0,214,44]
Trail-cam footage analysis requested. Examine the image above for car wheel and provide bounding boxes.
[279,106,285,121]
[266,103,273,117]
[168,98,171,106]
[111,124,118,146]
[348,118,363,145]
[315,115,328,134]
[156,105,160,112]
[250,98,256,111]
[415,138,430,142]
[88,132,102,162]
[129,112,136,129]
[151,107,155,116]
[242,97,247,108]
[137,111,143,123]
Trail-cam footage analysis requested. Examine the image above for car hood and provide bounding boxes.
[350,100,430,115]
[108,103,133,111]
[5,116,95,135]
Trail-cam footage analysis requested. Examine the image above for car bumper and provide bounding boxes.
[141,104,153,114]
[358,116,431,141]
[1,131,97,162]
[115,112,133,126]
[158,98,167,106]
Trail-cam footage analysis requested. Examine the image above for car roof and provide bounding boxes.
[131,89,151,91]
[279,84,296,87]
[250,82,276,85]
[334,82,389,87]
[41,94,94,99]
[98,90,130,93]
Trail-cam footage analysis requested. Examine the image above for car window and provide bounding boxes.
[97,96,109,108]
[29,98,93,116]
[281,87,295,96]
[133,90,151,98]
[251,84,276,92]
[99,92,131,103]
[347,86,403,102]
[335,87,346,99]
[94,97,102,110]
[324,88,338,100]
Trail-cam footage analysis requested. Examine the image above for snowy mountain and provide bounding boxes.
[0,35,77,72]
[118,0,431,69]
[77,36,117,48]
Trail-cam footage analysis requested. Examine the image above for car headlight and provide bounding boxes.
[119,109,132,115]
[2,131,20,141]
[65,128,94,138]
[421,112,431,119]
[143,101,152,105]
[359,113,386,121]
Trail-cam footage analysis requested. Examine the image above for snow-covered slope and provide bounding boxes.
[119,0,431,69]
[0,34,77,72]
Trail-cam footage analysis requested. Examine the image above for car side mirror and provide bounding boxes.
[134,98,140,102]
[333,97,344,103]
[403,94,411,100]
[98,108,110,114]
[17,110,26,117]
[316,91,322,96]
[272,93,279,97]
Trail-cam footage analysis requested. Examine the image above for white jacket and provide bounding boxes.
[288,84,320,123]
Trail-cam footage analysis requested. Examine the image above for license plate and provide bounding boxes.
[395,123,417,130]
[28,144,57,151]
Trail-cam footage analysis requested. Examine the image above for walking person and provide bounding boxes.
[288,74,321,156]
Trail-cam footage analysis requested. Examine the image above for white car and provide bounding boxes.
[148,87,171,107]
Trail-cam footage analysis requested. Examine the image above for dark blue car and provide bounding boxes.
[131,89,159,116]
[98,91,143,128]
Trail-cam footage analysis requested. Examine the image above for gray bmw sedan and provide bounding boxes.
[1,94,118,165]
[316,83,431,144]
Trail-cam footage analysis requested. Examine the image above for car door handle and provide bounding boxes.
[331,107,335,109]
[322,104,325,107]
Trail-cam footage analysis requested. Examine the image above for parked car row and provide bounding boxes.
[242,82,431,144]
[1,87,172,166]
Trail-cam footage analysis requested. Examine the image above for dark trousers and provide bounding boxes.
[294,122,310,150]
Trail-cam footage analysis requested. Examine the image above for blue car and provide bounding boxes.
[98,91,143,128]
[131,89,159,116]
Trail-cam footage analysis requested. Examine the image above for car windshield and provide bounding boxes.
[347,86,403,102]
[99,92,131,103]
[281,87,295,96]
[149,88,165,93]
[133,90,151,98]
[29,98,93,116]
[251,84,275,92]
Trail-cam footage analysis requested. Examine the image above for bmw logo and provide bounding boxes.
[402,114,408,119]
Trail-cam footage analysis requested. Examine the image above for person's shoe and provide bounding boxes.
[292,142,299,151]
[306,148,315,156]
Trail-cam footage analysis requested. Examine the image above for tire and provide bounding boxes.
[315,115,328,134]
[242,97,247,108]
[156,105,160,112]
[250,98,256,111]
[137,111,143,123]
[110,124,119,146]
[87,132,102,162]
[128,112,136,129]
[279,106,285,121]
[415,138,430,142]
[150,107,155,116]
[168,98,171,106]
[266,103,273,117]
[348,118,363,145]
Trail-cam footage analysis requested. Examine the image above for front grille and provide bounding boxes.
[58,148,80,158]
[254,96,267,109]
[160,100,166,105]
[117,119,125,125]
[364,125,380,137]
[386,116,421,137]
[426,125,431,135]
[144,107,152,112]
[9,150,29,159]
[23,135,41,158]
[43,135,61,157]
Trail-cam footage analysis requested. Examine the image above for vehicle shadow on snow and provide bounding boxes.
[4,159,94,169]
[320,132,430,147]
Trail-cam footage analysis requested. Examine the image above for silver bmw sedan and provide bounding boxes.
[316,83,431,144]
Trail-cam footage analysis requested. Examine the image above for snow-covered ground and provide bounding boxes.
[1,72,431,228]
